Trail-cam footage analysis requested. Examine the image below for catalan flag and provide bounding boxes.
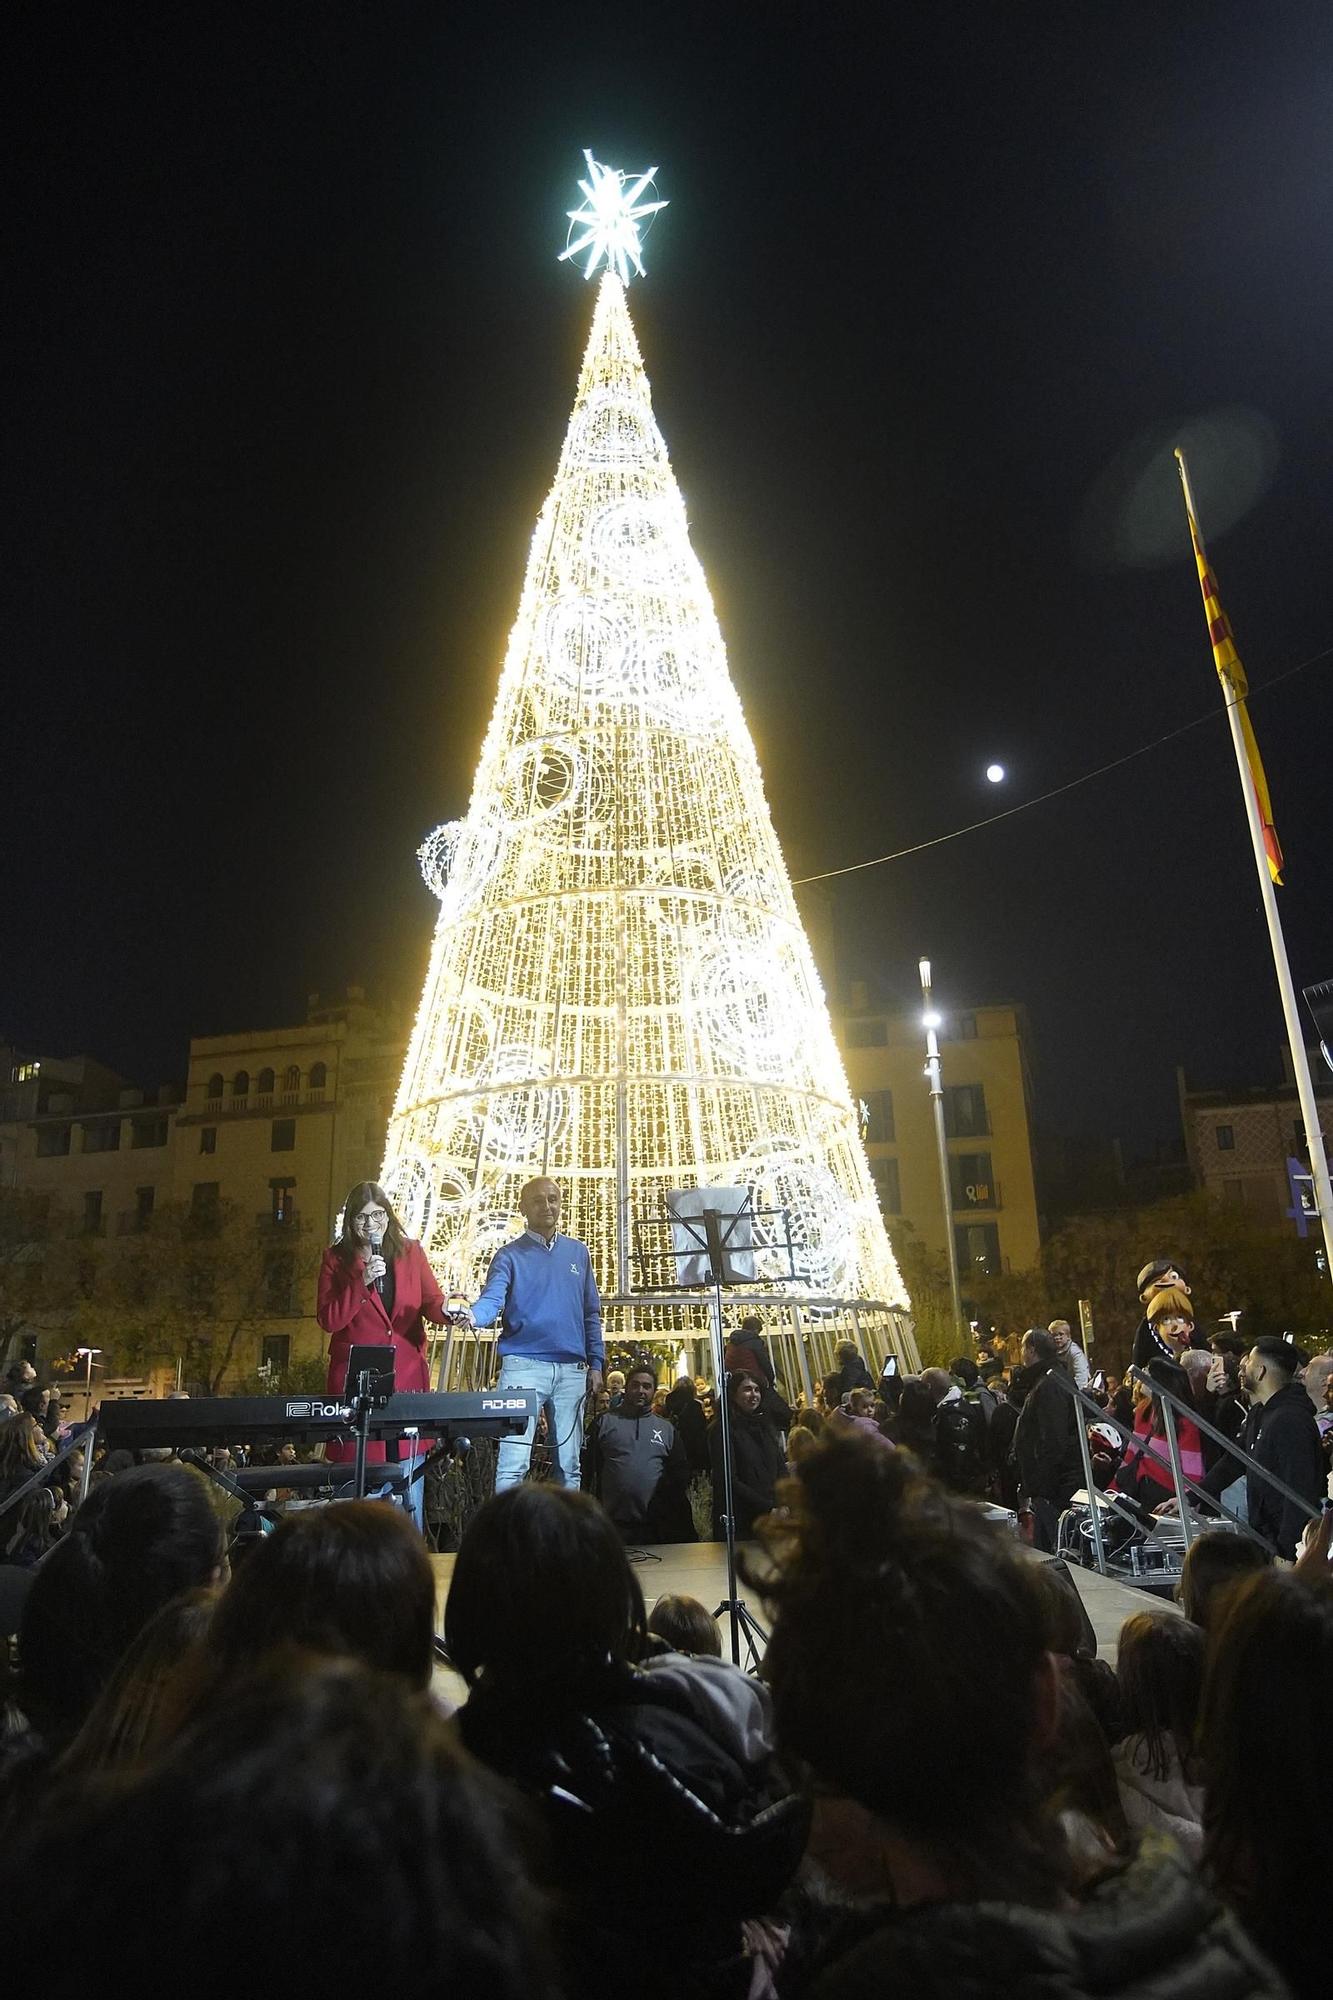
[1178,473,1284,884]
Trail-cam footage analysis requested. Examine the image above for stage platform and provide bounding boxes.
[428,1539,1173,1707]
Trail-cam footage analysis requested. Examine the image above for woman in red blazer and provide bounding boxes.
[316,1181,447,1463]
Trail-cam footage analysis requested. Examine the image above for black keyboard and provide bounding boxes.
[99,1390,535,1452]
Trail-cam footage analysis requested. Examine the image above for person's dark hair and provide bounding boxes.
[446,1486,647,1690]
[665,1376,697,1405]
[646,1593,722,1658]
[1025,1328,1058,1368]
[331,1180,407,1266]
[1176,1530,1271,1629]
[895,1377,935,1436]
[726,1368,764,1408]
[751,1435,1060,1902]
[791,1407,825,1437]
[19,1464,223,1742]
[9,1655,557,1998]
[738,1315,764,1337]
[57,1589,216,1774]
[1116,1612,1205,1782]
[205,1501,435,1689]
[949,1355,980,1387]
[1200,1569,1333,1981]
[1250,1335,1299,1380]
[834,1341,859,1365]
[0,1411,48,1479]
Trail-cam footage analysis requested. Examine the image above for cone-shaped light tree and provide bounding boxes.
[383,160,911,1360]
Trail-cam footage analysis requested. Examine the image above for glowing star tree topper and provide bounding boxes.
[558,150,668,283]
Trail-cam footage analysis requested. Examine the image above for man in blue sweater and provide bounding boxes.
[469,1177,605,1493]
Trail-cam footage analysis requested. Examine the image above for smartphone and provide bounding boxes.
[1092,1370,1106,1391]
[882,1355,899,1378]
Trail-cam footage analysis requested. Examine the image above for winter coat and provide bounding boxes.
[1200,1380,1324,1556]
[1012,1367,1083,1510]
[822,1359,875,1407]
[316,1240,444,1462]
[663,1387,710,1474]
[805,1828,1283,2000]
[708,1410,787,1536]
[1112,1734,1205,1862]
[458,1655,808,2000]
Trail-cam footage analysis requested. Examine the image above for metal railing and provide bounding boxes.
[0,1421,97,1554]
[1041,1360,1317,1574]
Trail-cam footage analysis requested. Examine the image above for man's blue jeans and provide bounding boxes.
[494,1355,590,1492]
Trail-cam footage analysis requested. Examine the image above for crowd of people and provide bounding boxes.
[2,1421,1329,1996]
[4,1197,1333,1996]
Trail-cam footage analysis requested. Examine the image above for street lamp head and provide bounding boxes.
[922,1010,942,1030]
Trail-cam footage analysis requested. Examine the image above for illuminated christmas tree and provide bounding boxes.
[383,157,912,1367]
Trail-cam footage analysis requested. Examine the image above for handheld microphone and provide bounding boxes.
[369,1226,386,1299]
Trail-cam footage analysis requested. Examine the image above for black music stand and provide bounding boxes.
[344,1345,396,1501]
[663,1189,773,1671]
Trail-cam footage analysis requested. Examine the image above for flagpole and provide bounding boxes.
[1175,448,1333,1282]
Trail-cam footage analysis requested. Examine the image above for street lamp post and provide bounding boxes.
[920,958,967,1345]
[75,1346,101,1417]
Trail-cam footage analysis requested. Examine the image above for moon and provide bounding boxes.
[985,763,1006,784]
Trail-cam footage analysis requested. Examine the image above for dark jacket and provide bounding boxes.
[663,1385,710,1474]
[1200,1380,1323,1556]
[822,1358,875,1407]
[1012,1367,1083,1509]
[708,1410,786,1537]
[459,1657,808,2000]
[724,1333,776,1388]
[805,1828,1284,2000]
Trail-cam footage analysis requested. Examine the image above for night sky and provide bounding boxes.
[7,3,1332,1153]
